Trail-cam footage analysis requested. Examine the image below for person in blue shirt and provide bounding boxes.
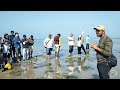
[13,32,22,62]
[9,31,15,58]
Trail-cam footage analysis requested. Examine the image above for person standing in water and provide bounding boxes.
[91,25,113,79]
[44,34,54,64]
[86,35,90,54]
[68,33,75,57]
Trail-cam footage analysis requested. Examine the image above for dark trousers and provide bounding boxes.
[86,43,89,49]
[69,45,74,53]
[11,45,15,57]
[97,61,110,79]
[81,44,86,54]
[78,47,81,54]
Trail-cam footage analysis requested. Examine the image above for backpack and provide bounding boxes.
[104,36,117,68]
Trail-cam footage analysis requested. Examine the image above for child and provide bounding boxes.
[2,40,10,72]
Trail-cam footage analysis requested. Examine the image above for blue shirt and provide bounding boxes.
[9,35,15,42]
[13,37,21,48]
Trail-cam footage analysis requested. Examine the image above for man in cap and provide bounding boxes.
[91,25,113,79]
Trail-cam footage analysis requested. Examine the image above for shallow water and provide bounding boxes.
[0,37,120,79]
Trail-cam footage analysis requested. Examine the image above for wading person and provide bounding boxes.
[68,33,75,57]
[44,34,54,64]
[91,25,113,79]
[28,35,34,58]
[54,34,61,59]
[86,35,90,54]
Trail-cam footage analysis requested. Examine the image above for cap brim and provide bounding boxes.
[93,28,97,30]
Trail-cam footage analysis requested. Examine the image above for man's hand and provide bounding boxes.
[91,43,98,50]
[91,43,102,53]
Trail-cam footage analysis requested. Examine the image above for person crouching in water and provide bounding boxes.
[28,35,34,58]
[44,34,54,64]
[22,34,29,61]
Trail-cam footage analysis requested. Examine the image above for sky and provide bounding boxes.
[0,11,120,39]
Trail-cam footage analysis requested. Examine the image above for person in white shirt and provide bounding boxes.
[86,35,90,50]
[44,34,54,60]
[79,35,86,55]
[68,33,75,56]
[77,37,82,56]
[3,40,10,65]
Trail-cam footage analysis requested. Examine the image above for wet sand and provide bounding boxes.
[0,50,119,79]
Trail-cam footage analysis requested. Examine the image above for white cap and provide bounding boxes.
[94,25,105,31]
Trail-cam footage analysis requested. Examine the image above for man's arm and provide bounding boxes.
[91,38,113,57]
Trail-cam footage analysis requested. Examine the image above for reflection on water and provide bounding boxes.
[0,61,35,79]
[66,53,91,78]
[43,58,65,79]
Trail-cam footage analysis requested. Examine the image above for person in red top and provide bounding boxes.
[54,34,61,59]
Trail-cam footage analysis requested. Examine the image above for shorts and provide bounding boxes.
[46,48,53,55]
[29,46,33,52]
[55,44,60,53]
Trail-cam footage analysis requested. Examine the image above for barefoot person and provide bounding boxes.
[44,34,54,61]
[68,33,75,57]
[54,34,61,59]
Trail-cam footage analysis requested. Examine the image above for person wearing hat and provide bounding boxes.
[91,25,113,79]
[44,34,54,64]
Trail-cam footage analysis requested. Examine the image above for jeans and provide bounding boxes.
[97,61,110,79]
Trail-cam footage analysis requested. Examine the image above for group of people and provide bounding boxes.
[0,24,115,79]
[0,31,34,72]
[43,25,114,79]
[44,34,61,61]
[43,33,90,63]
[68,33,90,56]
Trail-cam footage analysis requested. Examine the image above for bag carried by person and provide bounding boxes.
[104,36,117,68]
[108,54,117,68]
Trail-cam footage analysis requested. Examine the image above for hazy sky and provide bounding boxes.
[0,11,120,39]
